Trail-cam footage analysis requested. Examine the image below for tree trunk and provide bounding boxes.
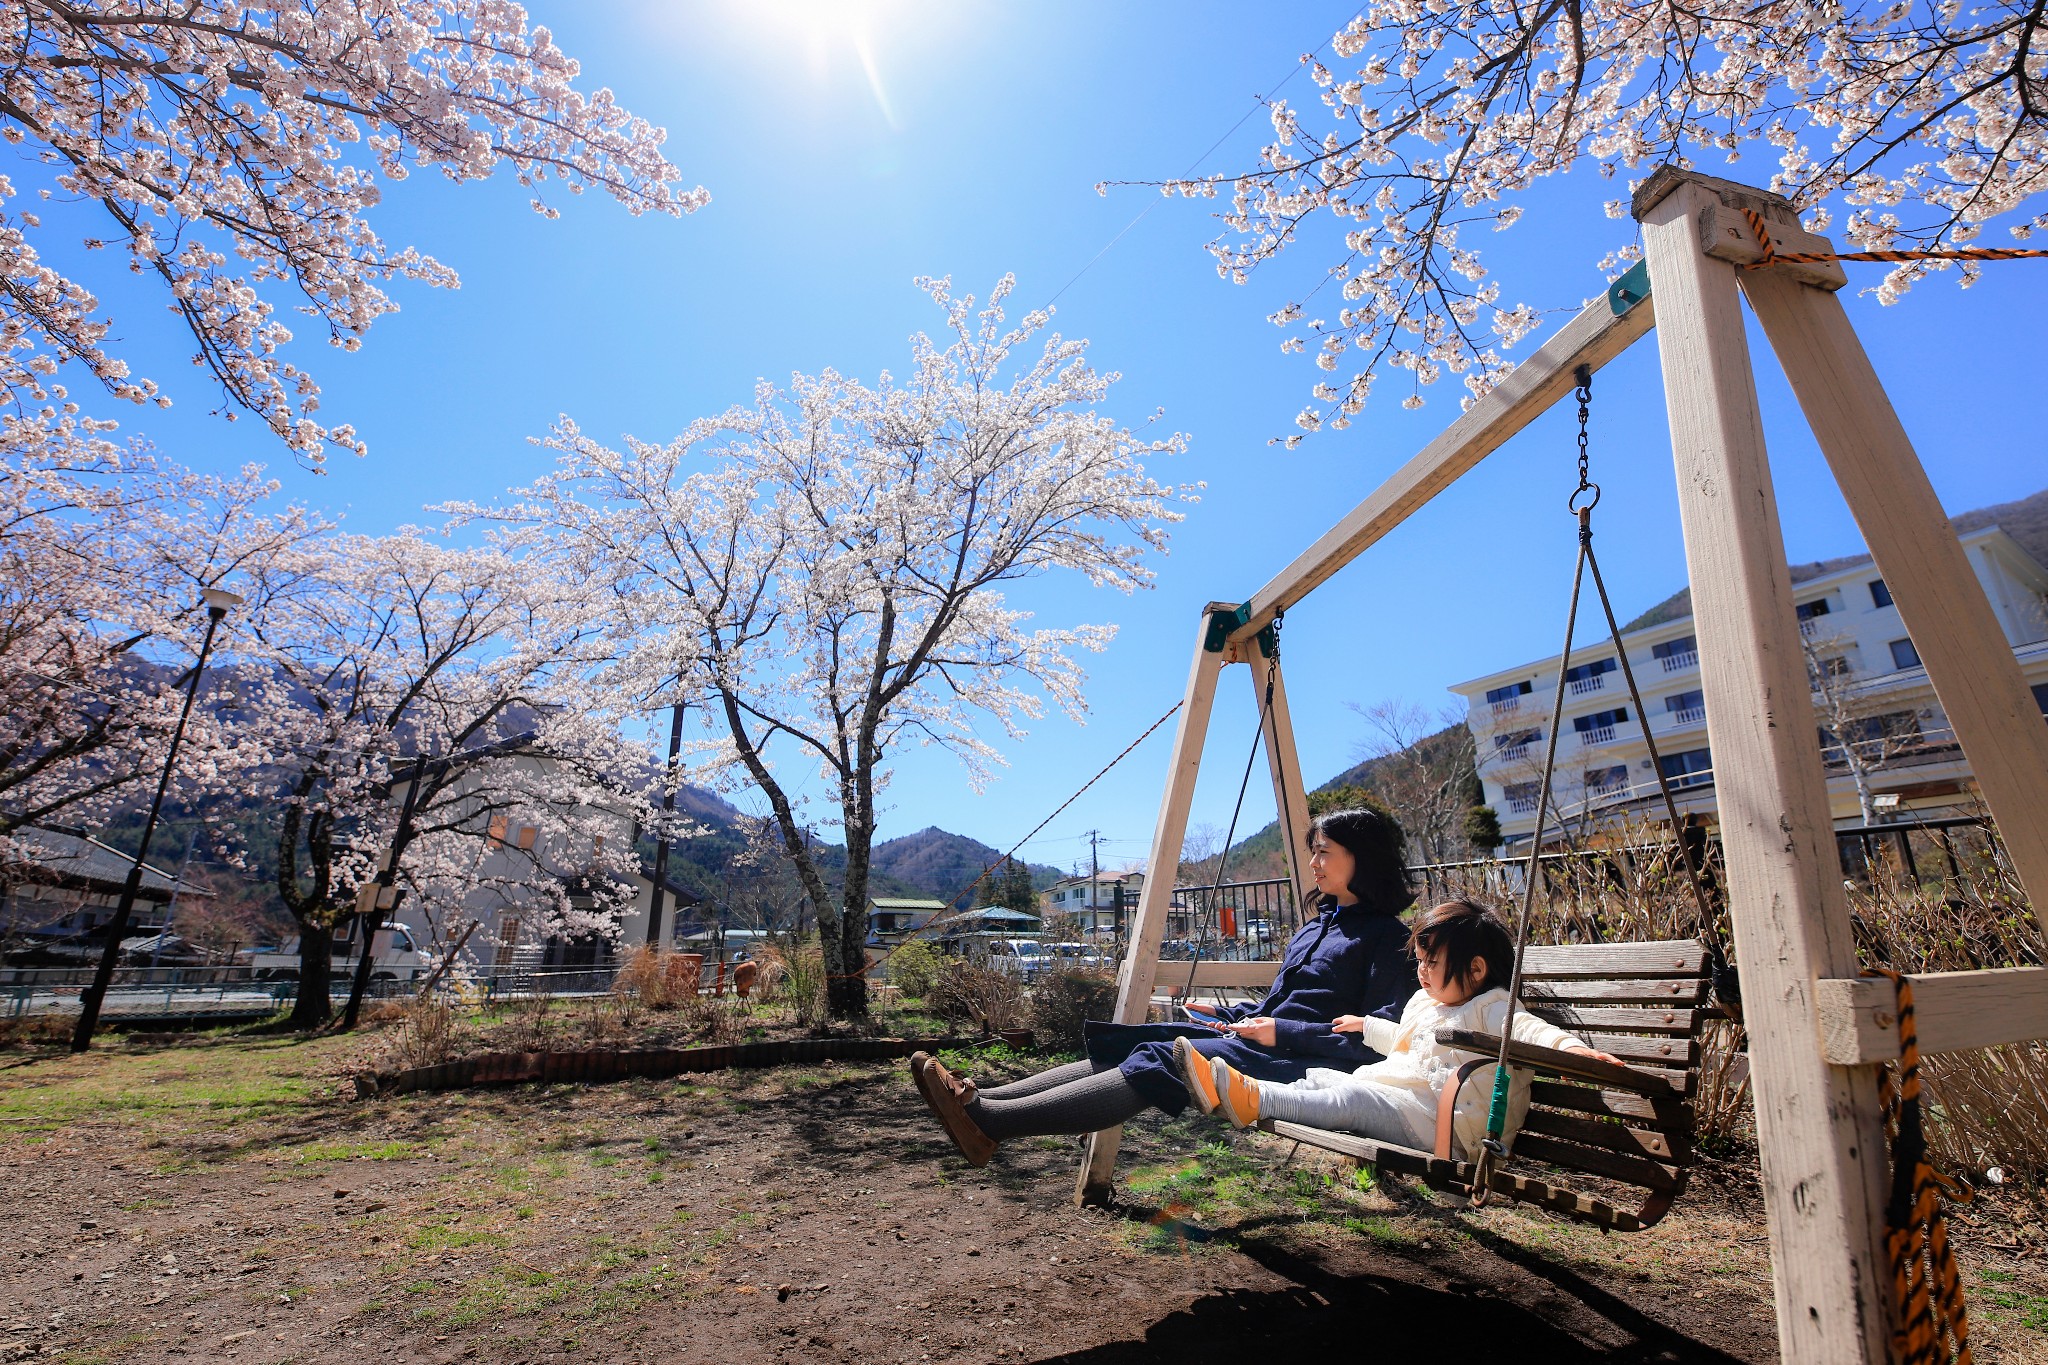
[287,920,334,1030]
[829,813,872,1020]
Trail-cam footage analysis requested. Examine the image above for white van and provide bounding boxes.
[251,919,427,984]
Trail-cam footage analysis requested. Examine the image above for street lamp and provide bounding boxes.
[71,586,243,1052]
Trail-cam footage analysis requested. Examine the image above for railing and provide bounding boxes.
[1568,673,1607,695]
[1799,617,1821,637]
[1506,794,1538,812]
[1659,649,1698,672]
[1166,878,1301,962]
[1577,724,1615,745]
[1668,705,1706,725]
[1489,696,1522,717]
[1496,742,1533,761]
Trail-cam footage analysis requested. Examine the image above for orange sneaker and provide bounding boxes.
[1211,1057,1263,1130]
[1174,1037,1220,1116]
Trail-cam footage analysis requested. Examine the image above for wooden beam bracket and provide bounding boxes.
[1816,966,2048,1065]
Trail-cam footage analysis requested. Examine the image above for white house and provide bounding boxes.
[1452,525,2048,848]
[1038,871,1144,937]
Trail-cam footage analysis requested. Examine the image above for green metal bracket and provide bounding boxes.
[1203,602,1277,658]
[1203,603,1249,654]
[1607,260,1651,316]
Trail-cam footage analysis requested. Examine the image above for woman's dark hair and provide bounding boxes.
[1408,899,1515,997]
[1304,805,1413,912]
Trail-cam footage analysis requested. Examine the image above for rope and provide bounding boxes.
[1739,207,2048,269]
[829,698,1186,981]
[1867,968,1976,1365]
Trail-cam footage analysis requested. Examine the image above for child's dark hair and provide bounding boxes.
[1303,805,1413,911]
[1409,899,1515,997]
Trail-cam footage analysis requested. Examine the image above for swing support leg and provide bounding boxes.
[1638,172,1892,1365]
[1739,269,2048,951]
[1253,651,1315,912]
[1074,606,1228,1206]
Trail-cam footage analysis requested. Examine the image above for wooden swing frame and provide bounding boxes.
[1077,167,2048,1365]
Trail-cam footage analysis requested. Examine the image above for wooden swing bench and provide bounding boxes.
[1260,938,1713,1233]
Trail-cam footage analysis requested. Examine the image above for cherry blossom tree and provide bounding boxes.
[231,527,681,1028]
[0,424,316,850]
[0,1,703,464]
[457,276,1192,1018]
[1160,3,2048,435]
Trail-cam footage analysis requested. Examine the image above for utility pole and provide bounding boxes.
[1086,829,1101,935]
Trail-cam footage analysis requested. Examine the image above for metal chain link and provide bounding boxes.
[1568,363,1600,513]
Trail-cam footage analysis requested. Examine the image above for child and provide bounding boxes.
[1177,898,1621,1160]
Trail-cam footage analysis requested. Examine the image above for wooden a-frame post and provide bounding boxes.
[1636,170,1893,1364]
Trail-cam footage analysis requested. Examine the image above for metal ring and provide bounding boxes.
[1567,482,1602,514]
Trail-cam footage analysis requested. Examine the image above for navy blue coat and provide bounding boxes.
[1084,894,1416,1114]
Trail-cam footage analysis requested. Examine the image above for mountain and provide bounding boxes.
[868,827,1064,909]
[1623,485,2048,631]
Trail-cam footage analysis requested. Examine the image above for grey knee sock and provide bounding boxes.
[974,1058,1103,1102]
[969,1068,1149,1141]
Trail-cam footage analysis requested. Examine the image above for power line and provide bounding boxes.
[1041,6,1365,311]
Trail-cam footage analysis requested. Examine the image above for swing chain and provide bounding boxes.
[1568,364,1600,514]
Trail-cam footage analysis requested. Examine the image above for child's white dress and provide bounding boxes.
[1253,986,1588,1159]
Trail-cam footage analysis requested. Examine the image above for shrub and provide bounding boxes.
[1029,969,1117,1051]
[887,940,943,999]
[780,938,829,1031]
[929,958,1026,1033]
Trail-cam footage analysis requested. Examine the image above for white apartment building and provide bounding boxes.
[1453,525,2048,848]
[1039,871,1145,937]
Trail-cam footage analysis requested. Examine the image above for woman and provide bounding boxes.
[911,805,1418,1166]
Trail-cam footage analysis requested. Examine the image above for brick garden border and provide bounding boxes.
[360,1035,977,1097]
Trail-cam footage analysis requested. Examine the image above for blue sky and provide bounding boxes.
[55,1,2048,876]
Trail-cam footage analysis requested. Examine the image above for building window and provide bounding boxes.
[1485,680,1534,705]
[1503,781,1540,813]
[1494,728,1540,754]
[515,825,539,851]
[2034,682,2048,719]
[1889,637,1922,671]
[1658,747,1714,788]
[1651,636,1697,660]
[1815,655,1852,679]
[1585,765,1629,795]
[1795,597,1832,621]
[487,814,509,846]
[1666,689,1705,717]
[1562,658,1615,684]
[1870,578,1893,608]
[1574,707,1630,731]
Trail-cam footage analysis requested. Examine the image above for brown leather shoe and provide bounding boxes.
[910,1052,996,1167]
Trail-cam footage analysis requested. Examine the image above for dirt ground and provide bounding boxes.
[2,1030,2044,1365]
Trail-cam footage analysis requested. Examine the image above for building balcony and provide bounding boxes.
[1659,649,1698,673]
[1568,674,1607,696]
[1669,705,1706,726]
[1489,696,1522,717]
[1578,724,1615,746]
[1506,794,1538,813]
[1495,743,1532,762]
[1586,779,1631,802]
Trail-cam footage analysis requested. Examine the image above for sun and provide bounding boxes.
[727,0,906,127]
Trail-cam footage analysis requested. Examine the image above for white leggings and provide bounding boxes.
[1255,1070,1437,1150]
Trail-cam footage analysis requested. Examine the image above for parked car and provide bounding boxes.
[984,937,1049,982]
[1050,943,1114,973]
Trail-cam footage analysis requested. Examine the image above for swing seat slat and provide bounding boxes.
[1258,938,1711,1233]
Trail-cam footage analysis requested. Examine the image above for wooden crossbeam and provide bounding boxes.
[1816,966,2048,1064]
[1146,960,1281,992]
[1222,278,1656,648]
